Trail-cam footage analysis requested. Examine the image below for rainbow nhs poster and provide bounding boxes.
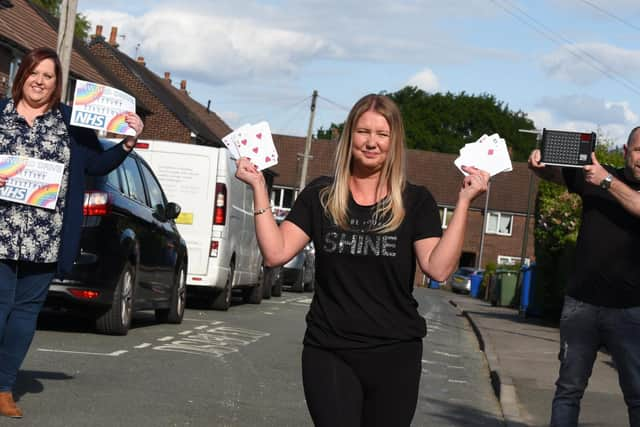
[0,155,64,210]
[70,80,136,136]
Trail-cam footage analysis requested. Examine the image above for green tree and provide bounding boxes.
[316,123,344,140]
[32,0,92,41]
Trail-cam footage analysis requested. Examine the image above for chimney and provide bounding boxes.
[95,25,103,38]
[109,27,118,46]
[164,72,171,83]
[136,56,146,66]
[180,80,187,91]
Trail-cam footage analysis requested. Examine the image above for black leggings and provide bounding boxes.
[302,340,423,427]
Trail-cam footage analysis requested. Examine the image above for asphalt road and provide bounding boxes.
[10,288,503,427]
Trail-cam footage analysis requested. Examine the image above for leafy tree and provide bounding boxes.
[316,123,344,140]
[32,0,91,41]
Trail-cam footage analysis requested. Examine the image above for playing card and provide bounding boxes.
[454,133,512,177]
[235,121,278,171]
[221,123,250,160]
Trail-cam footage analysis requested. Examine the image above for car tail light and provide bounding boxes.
[83,191,111,216]
[133,142,149,149]
[69,289,100,299]
[213,183,227,225]
[210,240,219,257]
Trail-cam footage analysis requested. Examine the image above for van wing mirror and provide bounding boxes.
[165,202,181,220]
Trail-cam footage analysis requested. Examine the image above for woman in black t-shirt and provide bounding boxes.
[235,94,489,427]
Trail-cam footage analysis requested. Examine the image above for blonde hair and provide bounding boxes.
[320,94,407,233]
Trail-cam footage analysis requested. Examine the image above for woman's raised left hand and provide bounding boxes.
[459,166,490,202]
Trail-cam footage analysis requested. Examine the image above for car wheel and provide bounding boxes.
[243,266,263,305]
[271,274,282,297]
[262,266,273,299]
[211,261,234,311]
[291,265,305,293]
[156,264,186,324]
[96,262,135,335]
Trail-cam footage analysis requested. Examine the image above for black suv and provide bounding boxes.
[46,140,188,335]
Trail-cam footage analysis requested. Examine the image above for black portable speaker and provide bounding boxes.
[540,129,596,167]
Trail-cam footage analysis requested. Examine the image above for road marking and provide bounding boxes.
[179,330,193,335]
[38,348,128,357]
[153,326,270,357]
[433,350,461,358]
[448,379,469,384]
[447,365,465,369]
[421,359,438,365]
[157,336,174,341]
[134,343,152,349]
[194,325,208,330]
[263,312,274,315]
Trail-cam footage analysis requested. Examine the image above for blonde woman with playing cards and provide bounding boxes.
[235,93,489,427]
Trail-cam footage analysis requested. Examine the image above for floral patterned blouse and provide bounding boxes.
[0,100,70,263]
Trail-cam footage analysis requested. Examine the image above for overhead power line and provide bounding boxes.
[579,0,640,34]
[317,95,351,113]
[490,0,640,97]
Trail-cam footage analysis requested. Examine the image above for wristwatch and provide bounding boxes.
[600,174,613,190]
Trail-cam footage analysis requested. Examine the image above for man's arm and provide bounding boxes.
[528,148,565,186]
[583,152,640,217]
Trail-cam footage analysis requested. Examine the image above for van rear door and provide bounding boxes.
[135,141,218,276]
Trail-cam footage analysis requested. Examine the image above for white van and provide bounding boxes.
[133,140,263,310]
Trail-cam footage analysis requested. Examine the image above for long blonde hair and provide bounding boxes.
[320,94,407,233]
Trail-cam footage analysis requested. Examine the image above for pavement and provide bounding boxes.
[447,293,630,427]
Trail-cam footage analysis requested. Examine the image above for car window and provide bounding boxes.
[105,165,125,193]
[121,156,147,204]
[139,162,167,214]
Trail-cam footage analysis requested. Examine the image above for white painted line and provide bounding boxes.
[179,330,193,335]
[447,365,465,369]
[157,336,174,342]
[183,318,208,322]
[421,359,438,365]
[263,312,274,315]
[433,350,461,358]
[448,379,469,384]
[134,343,151,349]
[38,348,128,357]
[194,325,208,330]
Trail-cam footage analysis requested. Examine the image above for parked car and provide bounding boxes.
[448,267,483,294]
[263,242,315,295]
[46,140,188,335]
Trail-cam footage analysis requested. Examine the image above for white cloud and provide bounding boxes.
[541,43,640,86]
[406,69,440,93]
[537,95,636,125]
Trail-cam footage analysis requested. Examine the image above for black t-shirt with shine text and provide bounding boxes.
[285,176,443,349]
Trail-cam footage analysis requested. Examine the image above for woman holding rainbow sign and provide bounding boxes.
[0,47,143,418]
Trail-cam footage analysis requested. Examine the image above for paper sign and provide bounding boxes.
[70,80,136,136]
[0,155,65,210]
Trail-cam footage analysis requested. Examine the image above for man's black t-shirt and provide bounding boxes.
[285,176,443,349]
[563,166,640,308]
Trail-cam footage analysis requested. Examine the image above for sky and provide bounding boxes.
[76,0,640,147]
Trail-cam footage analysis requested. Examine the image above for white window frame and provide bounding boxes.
[439,206,454,229]
[486,211,513,236]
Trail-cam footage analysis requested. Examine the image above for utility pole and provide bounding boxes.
[56,0,78,103]
[518,129,542,267]
[298,90,318,192]
[477,180,491,270]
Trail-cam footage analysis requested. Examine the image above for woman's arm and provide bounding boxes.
[84,113,144,175]
[236,157,309,267]
[415,166,489,282]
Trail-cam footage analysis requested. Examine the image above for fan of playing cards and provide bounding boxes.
[454,133,513,177]
[222,121,279,171]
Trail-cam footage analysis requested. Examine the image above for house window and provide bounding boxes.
[439,207,454,229]
[486,212,513,236]
[271,186,298,218]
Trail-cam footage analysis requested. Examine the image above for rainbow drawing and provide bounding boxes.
[0,157,27,178]
[74,82,104,105]
[107,113,131,135]
[26,184,59,209]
